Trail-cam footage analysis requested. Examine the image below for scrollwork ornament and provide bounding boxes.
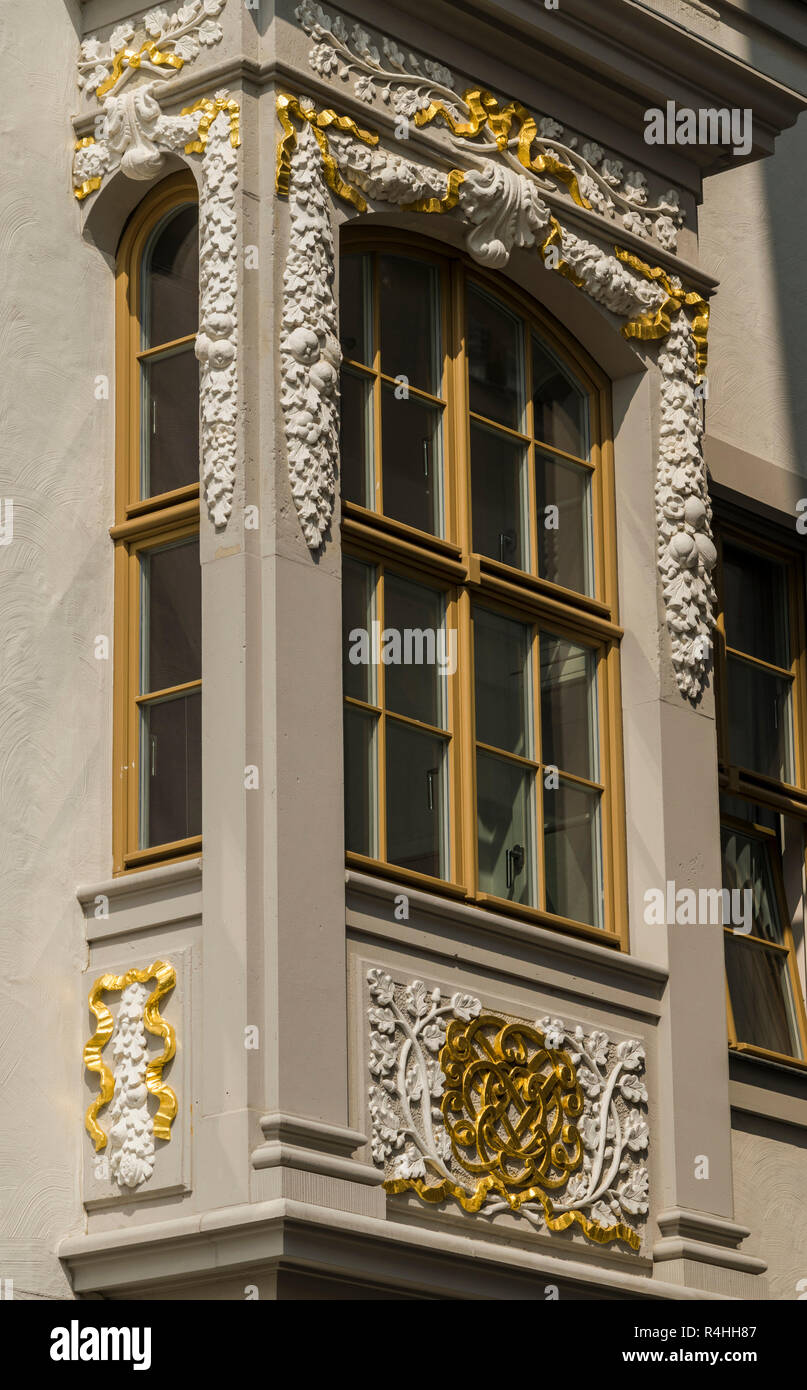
[366,970,649,1250]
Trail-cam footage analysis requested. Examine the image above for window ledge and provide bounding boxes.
[346,868,667,989]
[77,858,202,944]
[729,1048,807,1130]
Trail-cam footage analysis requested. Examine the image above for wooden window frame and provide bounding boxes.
[112,173,202,875]
[340,229,628,948]
[714,517,807,1066]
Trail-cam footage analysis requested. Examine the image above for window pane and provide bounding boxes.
[339,253,371,365]
[725,936,802,1058]
[384,575,446,728]
[476,751,536,905]
[470,422,529,569]
[344,705,377,858]
[141,539,201,694]
[140,690,201,848]
[727,654,795,782]
[719,795,778,832]
[141,346,199,499]
[723,544,789,667]
[536,450,593,594]
[339,368,374,509]
[386,722,448,878]
[531,336,588,458]
[721,824,784,945]
[143,204,198,349]
[342,557,375,704]
[474,607,532,757]
[381,386,443,535]
[379,255,440,395]
[467,286,524,430]
[544,778,602,927]
[540,634,598,781]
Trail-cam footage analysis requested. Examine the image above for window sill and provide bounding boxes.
[728,1047,807,1130]
[77,857,202,943]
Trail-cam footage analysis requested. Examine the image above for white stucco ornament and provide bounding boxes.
[366,970,649,1250]
[107,982,156,1188]
[72,1,239,529]
[276,92,714,696]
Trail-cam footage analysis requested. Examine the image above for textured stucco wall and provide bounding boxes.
[731,1118,807,1301]
[0,0,112,1297]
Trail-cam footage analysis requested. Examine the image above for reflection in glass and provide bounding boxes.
[386,722,447,878]
[721,825,783,945]
[470,422,528,569]
[384,576,445,728]
[544,778,602,927]
[339,368,374,509]
[143,204,198,349]
[342,557,375,704]
[535,450,593,594]
[474,607,531,757]
[476,751,535,904]
[379,256,440,395]
[532,335,588,458]
[723,544,789,668]
[339,254,371,364]
[540,635,597,781]
[381,387,443,535]
[140,690,201,848]
[141,347,199,499]
[344,705,377,858]
[727,655,794,783]
[725,935,802,1058]
[141,539,201,694]
[467,286,524,430]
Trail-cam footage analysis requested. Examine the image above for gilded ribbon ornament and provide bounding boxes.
[95,41,184,99]
[617,247,710,377]
[182,94,241,154]
[83,960,177,1151]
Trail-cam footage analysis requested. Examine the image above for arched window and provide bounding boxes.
[339,233,626,942]
[112,175,202,874]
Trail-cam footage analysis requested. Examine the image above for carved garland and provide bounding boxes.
[275,93,714,698]
[367,970,650,1250]
[83,961,177,1191]
[72,0,239,529]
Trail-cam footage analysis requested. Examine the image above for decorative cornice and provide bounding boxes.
[366,970,649,1251]
[83,961,177,1191]
[275,92,715,697]
[294,0,686,251]
[72,4,240,530]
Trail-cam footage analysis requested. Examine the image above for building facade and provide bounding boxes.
[3,0,807,1300]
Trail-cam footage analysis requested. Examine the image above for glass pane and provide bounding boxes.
[535,450,593,594]
[476,751,536,905]
[721,824,784,945]
[379,255,440,395]
[723,544,789,668]
[386,722,448,878]
[381,386,443,535]
[140,690,201,848]
[725,936,802,1058]
[339,254,371,365]
[470,422,529,569]
[384,575,446,728]
[467,286,524,430]
[143,204,198,349]
[339,368,374,509]
[727,654,795,782]
[344,705,377,858]
[719,795,778,832]
[532,336,588,458]
[474,607,532,757]
[141,539,201,694]
[141,346,199,499]
[544,778,602,927]
[342,557,375,704]
[540,634,598,781]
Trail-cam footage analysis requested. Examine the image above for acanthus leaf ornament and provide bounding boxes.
[366,971,649,1250]
[275,92,713,697]
[83,961,178,1191]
